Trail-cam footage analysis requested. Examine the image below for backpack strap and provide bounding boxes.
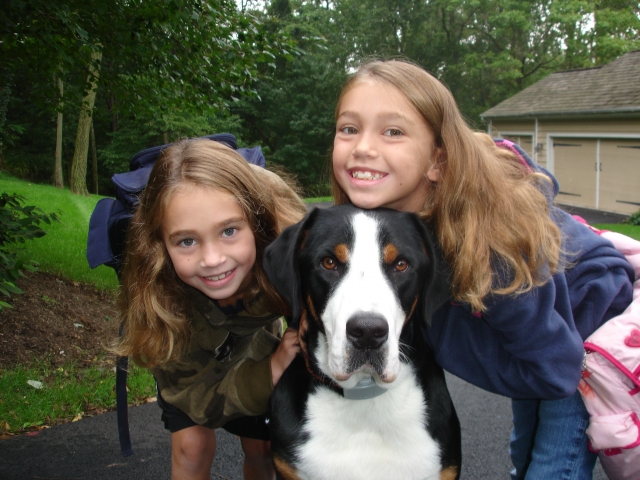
[493,137,560,198]
[115,350,133,456]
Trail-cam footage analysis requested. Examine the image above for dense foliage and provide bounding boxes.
[0,193,59,310]
[624,210,640,226]
[1,0,639,195]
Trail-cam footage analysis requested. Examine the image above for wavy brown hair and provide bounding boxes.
[332,59,562,312]
[112,139,307,367]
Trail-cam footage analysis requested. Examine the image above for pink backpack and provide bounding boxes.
[576,225,640,480]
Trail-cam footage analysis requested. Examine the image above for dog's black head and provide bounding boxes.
[264,204,451,387]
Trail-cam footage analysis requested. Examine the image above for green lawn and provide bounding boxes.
[593,223,640,240]
[0,359,154,433]
[0,173,119,290]
[0,173,149,436]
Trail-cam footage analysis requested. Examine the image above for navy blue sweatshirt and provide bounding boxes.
[425,155,634,400]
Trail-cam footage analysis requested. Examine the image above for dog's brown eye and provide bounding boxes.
[321,257,337,270]
[394,259,408,272]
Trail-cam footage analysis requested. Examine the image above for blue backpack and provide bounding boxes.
[86,134,266,456]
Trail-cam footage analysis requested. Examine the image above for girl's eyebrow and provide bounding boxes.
[336,110,359,120]
[217,216,245,227]
[166,216,245,241]
[337,110,412,124]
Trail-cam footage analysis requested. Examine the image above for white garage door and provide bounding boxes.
[553,139,597,209]
[552,138,640,214]
[599,140,640,214]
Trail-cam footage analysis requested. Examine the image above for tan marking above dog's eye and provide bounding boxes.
[334,243,349,263]
[384,243,398,264]
[321,256,338,270]
[394,259,408,272]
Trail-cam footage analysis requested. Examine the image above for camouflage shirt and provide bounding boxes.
[152,288,283,428]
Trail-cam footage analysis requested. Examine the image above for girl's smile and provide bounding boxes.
[333,80,441,212]
[202,268,236,282]
[201,267,238,289]
[348,168,387,181]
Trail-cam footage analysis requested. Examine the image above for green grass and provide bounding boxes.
[593,223,640,240]
[0,358,155,433]
[0,173,152,435]
[0,172,118,290]
[304,196,333,203]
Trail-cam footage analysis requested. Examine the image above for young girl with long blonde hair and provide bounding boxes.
[330,59,634,479]
[113,138,307,480]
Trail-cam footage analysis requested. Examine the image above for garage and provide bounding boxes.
[481,50,640,215]
[552,138,640,214]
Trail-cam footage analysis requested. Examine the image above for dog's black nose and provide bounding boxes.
[346,315,389,350]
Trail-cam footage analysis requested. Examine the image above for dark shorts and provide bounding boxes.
[156,388,270,441]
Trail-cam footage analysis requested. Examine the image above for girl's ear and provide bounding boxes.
[425,149,442,182]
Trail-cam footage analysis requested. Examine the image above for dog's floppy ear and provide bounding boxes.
[263,208,320,325]
[410,215,452,326]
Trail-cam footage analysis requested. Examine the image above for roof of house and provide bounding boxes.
[481,50,640,119]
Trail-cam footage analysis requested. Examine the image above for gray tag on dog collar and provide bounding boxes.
[342,376,386,400]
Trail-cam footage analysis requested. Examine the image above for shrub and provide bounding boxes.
[0,192,59,310]
[623,209,640,226]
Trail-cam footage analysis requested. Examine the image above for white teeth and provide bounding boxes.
[205,271,232,281]
[351,171,384,180]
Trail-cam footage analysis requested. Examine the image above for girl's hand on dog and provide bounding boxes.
[271,328,300,386]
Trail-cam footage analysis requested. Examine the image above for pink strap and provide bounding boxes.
[494,139,533,173]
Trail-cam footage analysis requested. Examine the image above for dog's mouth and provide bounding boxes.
[348,349,386,375]
[330,348,391,383]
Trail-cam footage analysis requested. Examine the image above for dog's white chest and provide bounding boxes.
[296,365,442,480]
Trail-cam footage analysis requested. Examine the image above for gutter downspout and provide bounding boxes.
[534,118,538,164]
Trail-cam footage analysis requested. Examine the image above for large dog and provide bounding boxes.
[263,204,461,480]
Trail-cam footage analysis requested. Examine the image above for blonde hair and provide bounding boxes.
[332,59,562,312]
[113,139,307,367]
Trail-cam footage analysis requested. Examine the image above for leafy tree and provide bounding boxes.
[326,0,639,124]
[2,0,295,193]
[100,111,245,178]
[234,0,346,195]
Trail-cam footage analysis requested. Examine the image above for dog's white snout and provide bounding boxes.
[346,314,389,350]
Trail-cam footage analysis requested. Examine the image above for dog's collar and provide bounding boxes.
[342,375,387,400]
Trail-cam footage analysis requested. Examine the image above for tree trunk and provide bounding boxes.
[70,47,102,196]
[90,120,98,194]
[106,91,118,133]
[53,71,64,188]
